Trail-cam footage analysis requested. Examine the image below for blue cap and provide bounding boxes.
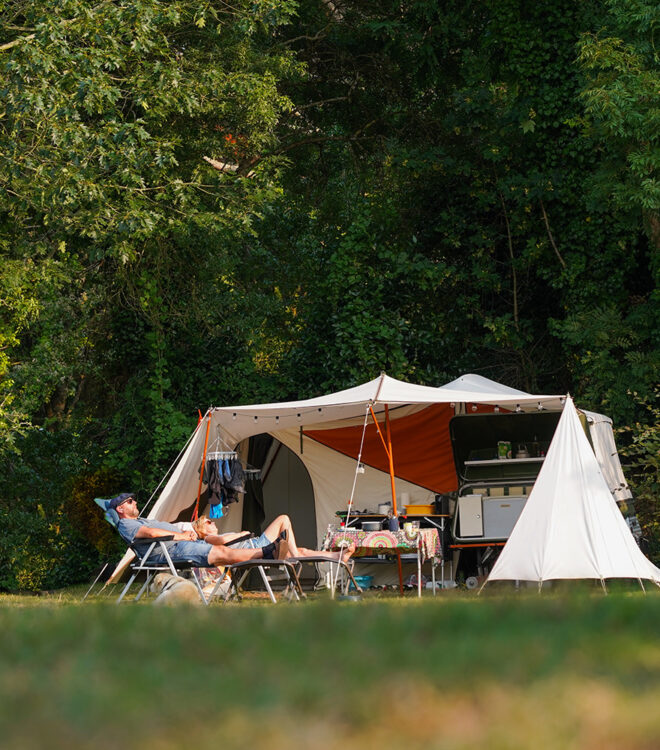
[107,492,135,511]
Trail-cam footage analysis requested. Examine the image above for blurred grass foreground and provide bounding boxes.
[1,590,660,750]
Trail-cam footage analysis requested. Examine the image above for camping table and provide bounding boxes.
[322,527,442,597]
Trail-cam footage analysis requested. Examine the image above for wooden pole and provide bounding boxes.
[192,413,212,521]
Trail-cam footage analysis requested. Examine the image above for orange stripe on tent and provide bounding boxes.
[304,403,459,493]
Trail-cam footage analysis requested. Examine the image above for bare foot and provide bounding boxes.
[339,541,356,563]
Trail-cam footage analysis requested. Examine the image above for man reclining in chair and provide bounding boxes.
[192,515,356,563]
[111,494,284,567]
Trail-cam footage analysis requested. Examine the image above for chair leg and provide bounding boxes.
[189,569,208,605]
[117,573,138,604]
[134,571,153,601]
[257,565,278,603]
[285,564,305,601]
[338,560,362,594]
[230,569,252,601]
[208,570,231,602]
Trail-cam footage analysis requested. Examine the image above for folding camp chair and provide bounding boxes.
[88,498,208,604]
[117,535,210,604]
[208,558,305,603]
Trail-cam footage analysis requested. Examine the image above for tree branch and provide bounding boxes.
[203,131,371,177]
[540,199,567,269]
[0,34,35,52]
[499,191,519,329]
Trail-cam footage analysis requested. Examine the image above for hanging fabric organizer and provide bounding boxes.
[204,451,246,518]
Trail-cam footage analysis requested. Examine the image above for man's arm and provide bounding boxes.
[134,526,196,541]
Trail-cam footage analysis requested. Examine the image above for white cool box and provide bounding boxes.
[457,493,527,540]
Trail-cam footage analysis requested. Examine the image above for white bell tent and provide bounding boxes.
[484,396,660,589]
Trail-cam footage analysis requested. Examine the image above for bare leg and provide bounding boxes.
[286,542,356,563]
[207,544,270,567]
[260,516,356,562]
[261,515,302,556]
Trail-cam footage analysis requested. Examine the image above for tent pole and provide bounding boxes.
[193,413,212,521]
[384,405,398,516]
[385,405,404,595]
[368,404,403,594]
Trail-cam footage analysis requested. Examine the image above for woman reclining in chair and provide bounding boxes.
[192,514,356,563]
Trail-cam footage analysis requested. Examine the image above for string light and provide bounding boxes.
[494,406,500,413]
[471,404,477,412]
[515,404,522,413]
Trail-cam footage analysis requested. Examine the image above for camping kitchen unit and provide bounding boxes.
[447,408,641,583]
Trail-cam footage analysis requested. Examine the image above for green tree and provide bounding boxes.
[577,0,660,255]
[0,0,300,456]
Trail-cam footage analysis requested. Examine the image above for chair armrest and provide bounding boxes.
[130,535,175,554]
[223,533,255,547]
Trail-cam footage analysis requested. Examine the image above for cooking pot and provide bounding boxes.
[377,502,392,515]
[362,521,382,532]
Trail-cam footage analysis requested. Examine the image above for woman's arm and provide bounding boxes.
[203,531,245,545]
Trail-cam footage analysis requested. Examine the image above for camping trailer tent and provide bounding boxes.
[142,374,639,583]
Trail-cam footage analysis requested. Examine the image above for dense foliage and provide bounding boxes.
[0,0,657,588]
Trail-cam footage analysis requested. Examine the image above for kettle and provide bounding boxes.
[515,443,530,458]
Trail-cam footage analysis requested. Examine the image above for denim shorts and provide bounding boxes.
[234,532,271,550]
[144,540,212,567]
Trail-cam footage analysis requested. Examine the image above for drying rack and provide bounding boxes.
[205,440,261,479]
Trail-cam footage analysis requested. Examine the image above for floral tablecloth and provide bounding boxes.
[322,527,441,562]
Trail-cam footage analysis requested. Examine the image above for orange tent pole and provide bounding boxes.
[368,405,390,455]
[367,404,398,513]
[369,404,403,594]
[192,412,212,521]
[384,404,398,516]
[385,404,404,595]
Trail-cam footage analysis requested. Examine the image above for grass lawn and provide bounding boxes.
[1,585,659,750]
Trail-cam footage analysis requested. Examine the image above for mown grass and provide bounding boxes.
[1,587,660,750]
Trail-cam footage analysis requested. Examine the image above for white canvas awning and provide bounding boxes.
[149,373,565,528]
